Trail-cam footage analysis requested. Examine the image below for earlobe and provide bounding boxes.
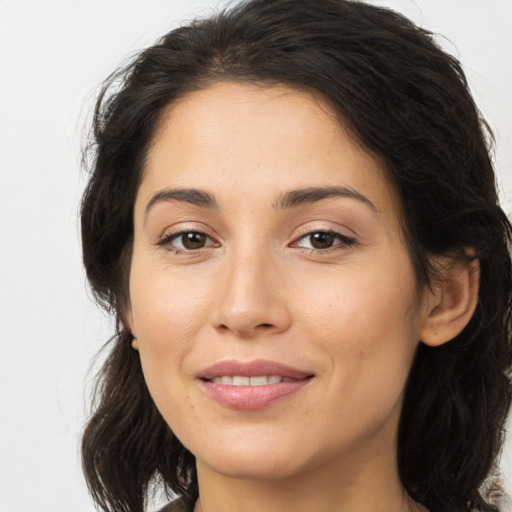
[420,258,480,347]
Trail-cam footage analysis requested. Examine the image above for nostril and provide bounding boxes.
[258,323,274,329]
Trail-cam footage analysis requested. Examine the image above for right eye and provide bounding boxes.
[160,231,218,252]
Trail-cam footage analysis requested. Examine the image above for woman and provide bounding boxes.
[80,1,512,511]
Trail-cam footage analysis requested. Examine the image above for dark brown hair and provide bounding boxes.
[81,1,512,511]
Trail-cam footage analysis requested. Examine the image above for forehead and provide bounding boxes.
[139,82,401,220]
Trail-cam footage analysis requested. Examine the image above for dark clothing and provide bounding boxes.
[159,498,192,512]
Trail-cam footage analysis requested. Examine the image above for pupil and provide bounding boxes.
[310,232,334,249]
[183,232,206,249]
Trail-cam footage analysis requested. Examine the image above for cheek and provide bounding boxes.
[302,254,421,391]
[302,255,419,339]
[128,255,210,404]
[129,251,208,342]
[131,277,201,436]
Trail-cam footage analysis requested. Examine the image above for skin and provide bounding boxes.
[127,82,477,512]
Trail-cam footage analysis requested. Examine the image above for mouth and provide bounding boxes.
[208,375,297,385]
[197,360,314,410]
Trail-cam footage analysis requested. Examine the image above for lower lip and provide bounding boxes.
[200,379,311,410]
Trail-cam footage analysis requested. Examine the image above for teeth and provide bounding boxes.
[250,376,268,386]
[211,375,285,386]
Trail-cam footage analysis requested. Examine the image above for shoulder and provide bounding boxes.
[497,494,512,512]
[158,497,193,512]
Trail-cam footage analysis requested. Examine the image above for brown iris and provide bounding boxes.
[308,232,335,249]
[180,232,208,249]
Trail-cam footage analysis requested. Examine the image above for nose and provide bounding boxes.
[210,249,292,338]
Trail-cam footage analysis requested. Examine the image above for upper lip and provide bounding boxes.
[198,359,313,381]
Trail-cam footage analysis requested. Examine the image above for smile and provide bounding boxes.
[209,375,295,385]
[198,360,314,410]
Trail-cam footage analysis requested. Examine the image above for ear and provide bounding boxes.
[123,306,140,351]
[420,257,480,347]
[122,300,137,338]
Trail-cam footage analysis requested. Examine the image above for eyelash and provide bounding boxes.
[157,231,219,254]
[291,230,356,252]
[157,229,356,254]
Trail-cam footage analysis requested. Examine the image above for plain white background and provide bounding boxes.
[0,1,511,511]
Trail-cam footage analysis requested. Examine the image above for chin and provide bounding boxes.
[184,426,314,480]
[198,450,308,481]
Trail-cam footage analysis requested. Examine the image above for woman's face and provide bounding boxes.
[128,82,431,481]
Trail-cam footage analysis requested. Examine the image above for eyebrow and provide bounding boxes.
[145,188,218,219]
[144,185,377,219]
[275,186,377,212]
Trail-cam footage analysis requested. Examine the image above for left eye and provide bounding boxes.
[294,231,354,250]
